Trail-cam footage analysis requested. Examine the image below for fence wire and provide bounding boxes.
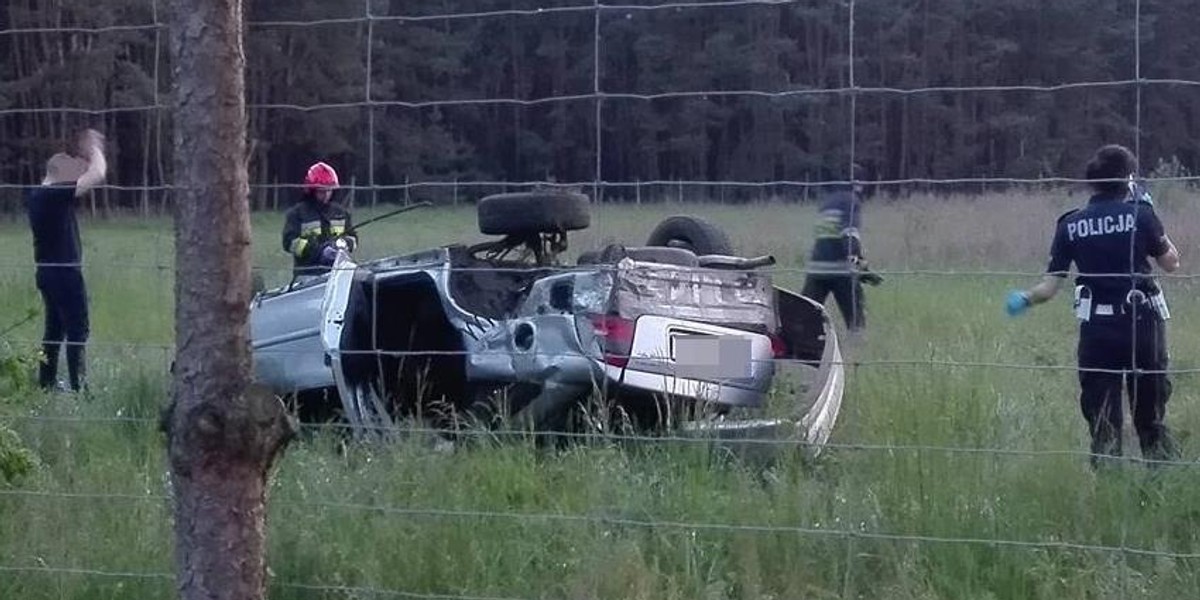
[1,0,1198,597]
[3,487,1200,559]
[0,565,532,600]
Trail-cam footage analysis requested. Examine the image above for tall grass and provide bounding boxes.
[1,194,1199,599]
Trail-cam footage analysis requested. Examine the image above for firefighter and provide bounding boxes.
[802,164,870,333]
[282,161,357,278]
[1006,144,1181,468]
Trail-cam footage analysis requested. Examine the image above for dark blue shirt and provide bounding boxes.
[26,183,82,269]
[1046,194,1167,303]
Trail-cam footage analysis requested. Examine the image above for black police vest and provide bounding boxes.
[1060,200,1158,303]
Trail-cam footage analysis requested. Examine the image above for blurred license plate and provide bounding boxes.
[671,334,752,379]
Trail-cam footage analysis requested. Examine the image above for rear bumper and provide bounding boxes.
[681,313,846,457]
[586,315,777,408]
[599,363,769,407]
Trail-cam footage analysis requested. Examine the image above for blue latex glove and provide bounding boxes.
[318,244,338,265]
[1005,290,1031,317]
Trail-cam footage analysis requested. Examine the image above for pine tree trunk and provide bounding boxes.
[163,1,293,599]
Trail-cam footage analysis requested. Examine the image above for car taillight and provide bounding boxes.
[589,314,635,368]
[768,331,788,359]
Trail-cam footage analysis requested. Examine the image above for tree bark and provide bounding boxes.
[163,1,293,599]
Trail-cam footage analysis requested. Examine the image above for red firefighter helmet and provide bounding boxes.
[304,161,340,193]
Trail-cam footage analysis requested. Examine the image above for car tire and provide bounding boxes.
[478,191,591,236]
[646,215,734,255]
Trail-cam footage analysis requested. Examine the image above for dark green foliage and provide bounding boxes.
[2,0,1199,211]
[0,310,39,484]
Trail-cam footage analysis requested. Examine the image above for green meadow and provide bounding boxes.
[2,192,1200,599]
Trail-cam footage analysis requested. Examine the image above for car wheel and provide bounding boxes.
[645,215,735,255]
[477,191,591,236]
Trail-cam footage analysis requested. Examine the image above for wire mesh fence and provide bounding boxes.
[2,1,1200,598]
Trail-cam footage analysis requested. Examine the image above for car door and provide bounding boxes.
[320,252,394,436]
[250,277,336,393]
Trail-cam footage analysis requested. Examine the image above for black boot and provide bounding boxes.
[1089,424,1123,470]
[38,343,60,390]
[1139,427,1182,468]
[66,343,87,393]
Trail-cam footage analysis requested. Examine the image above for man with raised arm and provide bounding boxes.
[26,129,107,393]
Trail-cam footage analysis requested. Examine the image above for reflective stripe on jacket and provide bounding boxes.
[281,195,353,275]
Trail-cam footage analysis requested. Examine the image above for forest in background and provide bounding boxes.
[2,0,1200,213]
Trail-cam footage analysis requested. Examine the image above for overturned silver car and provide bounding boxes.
[249,192,844,452]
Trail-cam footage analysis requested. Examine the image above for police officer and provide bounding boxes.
[802,164,870,333]
[26,129,107,392]
[1006,144,1181,467]
[282,161,357,278]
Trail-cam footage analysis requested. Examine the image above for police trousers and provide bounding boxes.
[1076,310,1175,465]
[35,266,89,391]
[802,273,865,331]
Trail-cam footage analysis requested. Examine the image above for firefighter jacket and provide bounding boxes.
[282,195,354,277]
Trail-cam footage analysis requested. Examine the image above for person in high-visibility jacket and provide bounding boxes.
[282,161,356,278]
[802,164,869,333]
